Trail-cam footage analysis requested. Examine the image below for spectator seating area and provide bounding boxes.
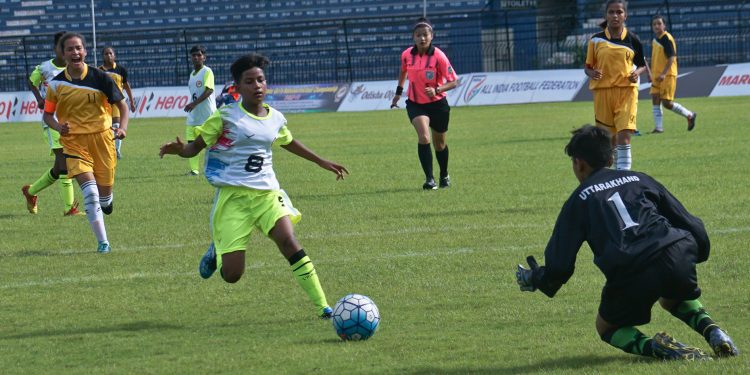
[0,0,748,91]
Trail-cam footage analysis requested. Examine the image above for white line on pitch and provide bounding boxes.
[0,244,542,289]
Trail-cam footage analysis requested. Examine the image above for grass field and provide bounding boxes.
[1,97,749,374]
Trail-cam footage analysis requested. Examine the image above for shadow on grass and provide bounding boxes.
[408,354,636,374]
[3,321,183,340]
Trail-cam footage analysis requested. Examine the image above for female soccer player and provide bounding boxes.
[516,125,739,360]
[99,46,137,158]
[43,33,129,254]
[390,17,458,190]
[22,30,82,216]
[584,0,647,170]
[160,53,348,319]
[648,15,697,133]
[183,45,216,175]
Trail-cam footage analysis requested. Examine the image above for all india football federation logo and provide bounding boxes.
[463,75,487,103]
[425,70,435,80]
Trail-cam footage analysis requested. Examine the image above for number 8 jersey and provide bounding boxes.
[196,102,293,190]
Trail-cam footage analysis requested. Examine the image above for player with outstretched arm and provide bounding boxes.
[160,53,348,319]
[515,125,739,360]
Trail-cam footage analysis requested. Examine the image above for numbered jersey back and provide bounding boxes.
[203,103,290,190]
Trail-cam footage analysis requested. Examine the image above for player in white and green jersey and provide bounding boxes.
[182,45,217,175]
[160,53,349,319]
[21,30,82,216]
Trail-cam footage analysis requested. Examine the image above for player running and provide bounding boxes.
[183,45,216,175]
[515,125,739,360]
[584,0,647,170]
[44,32,129,254]
[99,46,136,158]
[390,17,458,190]
[648,15,697,133]
[160,53,348,319]
[21,30,82,216]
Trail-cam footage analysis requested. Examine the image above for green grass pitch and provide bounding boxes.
[1,97,748,374]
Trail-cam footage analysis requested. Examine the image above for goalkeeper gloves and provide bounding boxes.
[516,256,539,292]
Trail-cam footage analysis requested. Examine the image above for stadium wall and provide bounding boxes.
[1,62,748,123]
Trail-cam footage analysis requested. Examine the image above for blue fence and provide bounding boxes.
[0,0,748,92]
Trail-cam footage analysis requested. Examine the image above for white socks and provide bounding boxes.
[99,193,113,209]
[653,105,663,131]
[669,102,693,118]
[616,144,632,171]
[81,180,108,244]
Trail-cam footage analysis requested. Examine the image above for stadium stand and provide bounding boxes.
[0,0,748,91]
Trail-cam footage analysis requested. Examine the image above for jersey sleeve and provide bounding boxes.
[195,109,223,147]
[400,49,408,73]
[632,34,647,67]
[535,196,587,297]
[660,35,676,58]
[650,176,710,262]
[274,126,293,146]
[101,72,125,104]
[436,51,457,83]
[29,65,43,87]
[203,68,215,91]
[44,83,57,113]
[120,66,129,84]
[585,39,596,67]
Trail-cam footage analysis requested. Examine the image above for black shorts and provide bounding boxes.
[405,97,451,133]
[598,236,702,327]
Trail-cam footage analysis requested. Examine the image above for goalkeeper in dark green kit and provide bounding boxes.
[516,125,739,360]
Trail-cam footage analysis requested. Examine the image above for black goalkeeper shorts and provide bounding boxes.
[598,236,702,327]
[405,97,450,133]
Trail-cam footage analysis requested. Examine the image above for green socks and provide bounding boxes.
[289,250,329,315]
[601,326,654,357]
[28,169,57,196]
[29,169,75,211]
[669,300,718,342]
[59,174,75,211]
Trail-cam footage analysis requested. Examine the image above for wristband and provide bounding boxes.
[395,86,403,96]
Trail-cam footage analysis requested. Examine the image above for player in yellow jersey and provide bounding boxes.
[21,31,83,216]
[44,33,129,254]
[648,15,696,133]
[100,46,136,158]
[584,0,647,171]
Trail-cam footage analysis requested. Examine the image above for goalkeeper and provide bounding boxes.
[515,125,739,360]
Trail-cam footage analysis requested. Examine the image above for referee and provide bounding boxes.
[391,17,458,190]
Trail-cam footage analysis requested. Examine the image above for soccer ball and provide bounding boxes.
[332,294,380,341]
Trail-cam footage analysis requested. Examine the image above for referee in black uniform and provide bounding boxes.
[516,125,739,360]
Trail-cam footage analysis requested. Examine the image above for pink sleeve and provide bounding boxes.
[436,50,457,82]
[400,49,409,73]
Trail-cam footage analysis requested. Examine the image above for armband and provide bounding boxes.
[395,86,403,96]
